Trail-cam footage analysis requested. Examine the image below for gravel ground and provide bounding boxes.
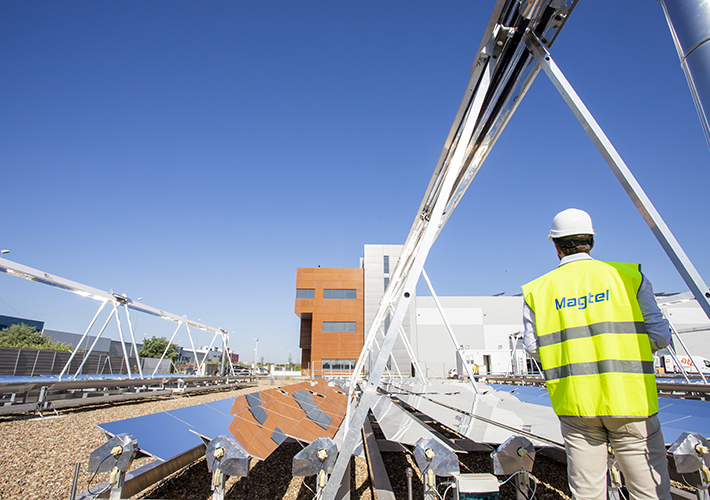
[0,379,574,500]
[0,379,289,500]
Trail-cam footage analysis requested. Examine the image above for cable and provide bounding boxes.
[509,478,532,500]
[85,453,114,497]
[0,297,24,316]
[440,481,456,499]
[301,476,316,498]
[499,470,538,500]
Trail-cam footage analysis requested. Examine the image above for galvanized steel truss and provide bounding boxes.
[0,257,233,378]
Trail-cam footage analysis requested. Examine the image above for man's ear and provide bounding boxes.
[554,242,563,260]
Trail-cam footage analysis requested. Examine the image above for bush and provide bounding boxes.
[139,336,179,362]
[0,324,73,351]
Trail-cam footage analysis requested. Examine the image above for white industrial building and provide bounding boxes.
[360,244,710,379]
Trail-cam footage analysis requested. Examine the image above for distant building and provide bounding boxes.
[0,314,44,332]
[294,267,364,377]
[179,345,223,364]
[295,245,710,379]
[295,246,526,378]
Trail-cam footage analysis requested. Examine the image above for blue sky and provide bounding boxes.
[1,1,708,363]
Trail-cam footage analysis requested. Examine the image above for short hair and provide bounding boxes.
[553,234,594,256]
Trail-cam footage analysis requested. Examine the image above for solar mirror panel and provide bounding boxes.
[227,395,282,460]
[259,389,328,442]
[97,379,350,464]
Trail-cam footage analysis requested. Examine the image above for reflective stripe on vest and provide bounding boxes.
[522,260,657,417]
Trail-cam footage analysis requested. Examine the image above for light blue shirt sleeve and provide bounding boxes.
[522,298,540,359]
[637,272,672,352]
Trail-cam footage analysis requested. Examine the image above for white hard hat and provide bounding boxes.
[548,208,596,240]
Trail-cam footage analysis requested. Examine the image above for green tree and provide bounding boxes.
[0,324,72,351]
[139,336,179,362]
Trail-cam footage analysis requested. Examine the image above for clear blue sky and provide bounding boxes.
[1,1,708,363]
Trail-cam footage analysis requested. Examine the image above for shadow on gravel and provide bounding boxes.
[225,442,300,499]
[140,457,212,500]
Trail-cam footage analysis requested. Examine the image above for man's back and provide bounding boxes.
[522,259,657,417]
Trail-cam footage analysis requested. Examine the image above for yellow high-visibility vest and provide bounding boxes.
[522,259,657,417]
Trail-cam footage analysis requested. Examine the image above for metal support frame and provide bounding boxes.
[505,332,524,377]
[330,5,710,496]
[523,31,710,320]
[114,304,134,378]
[325,35,500,500]
[58,301,107,379]
[73,306,117,378]
[153,322,183,376]
[122,303,144,378]
[660,301,709,383]
[0,256,230,380]
[390,314,426,384]
[421,269,480,393]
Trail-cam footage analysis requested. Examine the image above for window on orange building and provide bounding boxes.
[296,289,315,299]
[323,289,356,299]
[322,322,356,333]
[383,255,389,274]
[322,359,356,370]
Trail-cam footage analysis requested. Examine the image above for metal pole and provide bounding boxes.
[397,323,427,384]
[114,305,133,378]
[69,462,81,500]
[666,343,692,383]
[524,31,710,321]
[384,303,426,383]
[185,323,200,375]
[422,269,480,394]
[123,303,143,378]
[152,322,182,376]
[220,334,226,376]
[73,307,116,378]
[58,301,106,380]
[226,333,236,376]
[198,332,220,375]
[406,467,414,500]
[662,304,708,383]
[323,52,495,500]
[30,349,40,377]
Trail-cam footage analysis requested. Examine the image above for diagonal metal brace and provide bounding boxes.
[523,30,710,321]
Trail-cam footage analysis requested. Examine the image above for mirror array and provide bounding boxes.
[97,379,347,462]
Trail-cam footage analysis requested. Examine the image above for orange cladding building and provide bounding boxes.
[294,268,364,377]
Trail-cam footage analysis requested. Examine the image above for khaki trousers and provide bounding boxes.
[559,414,670,500]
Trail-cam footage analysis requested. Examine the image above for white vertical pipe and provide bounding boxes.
[421,269,480,393]
[123,304,143,378]
[114,305,133,378]
[73,306,116,378]
[185,324,201,376]
[152,321,183,376]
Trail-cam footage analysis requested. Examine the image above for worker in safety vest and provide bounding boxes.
[521,208,671,500]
